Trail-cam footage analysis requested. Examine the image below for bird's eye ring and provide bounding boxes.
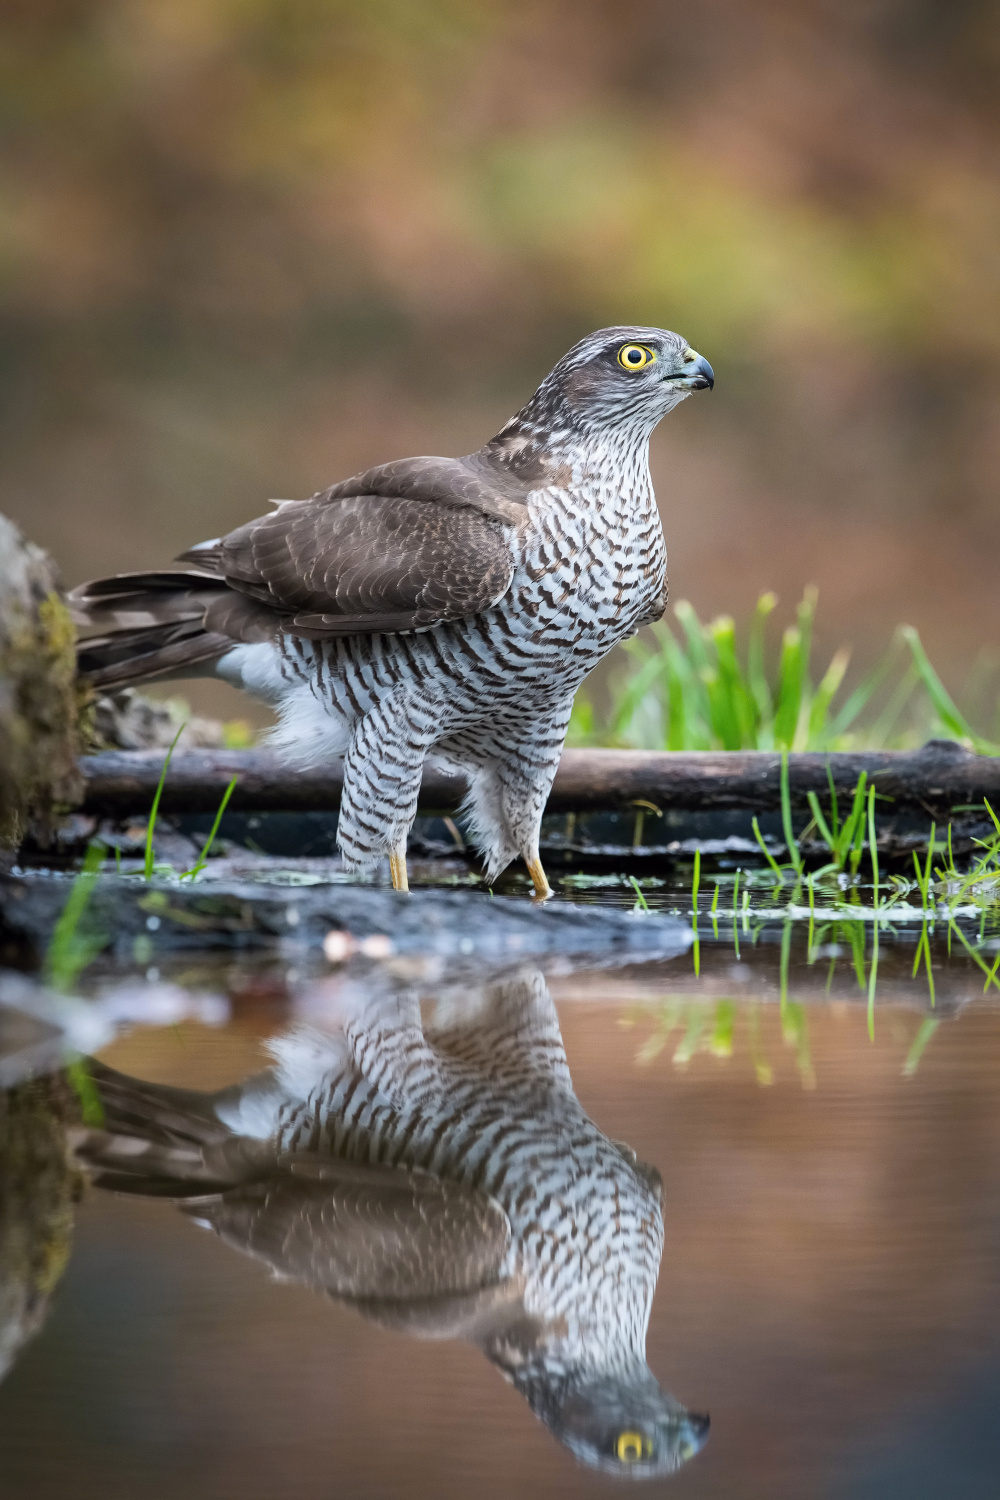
[616,1431,650,1462]
[617,343,655,370]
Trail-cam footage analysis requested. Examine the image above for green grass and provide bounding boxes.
[43,841,108,1124]
[569,589,999,754]
[44,840,107,992]
[144,722,185,878]
[181,774,239,880]
[131,726,239,881]
[653,780,1000,1068]
[626,800,999,1079]
[590,592,1000,1031]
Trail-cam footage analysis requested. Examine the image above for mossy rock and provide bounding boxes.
[0,514,82,851]
[0,1075,80,1384]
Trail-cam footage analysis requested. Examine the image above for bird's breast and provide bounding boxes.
[513,485,666,650]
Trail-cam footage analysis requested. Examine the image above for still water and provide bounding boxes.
[2,936,1000,1499]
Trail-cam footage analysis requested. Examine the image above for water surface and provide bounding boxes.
[1,937,999,1498]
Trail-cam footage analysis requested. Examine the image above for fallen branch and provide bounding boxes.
[77,740,1000,818]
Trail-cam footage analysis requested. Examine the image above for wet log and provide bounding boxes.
[1,876,692,964]
[77,739,1000,819]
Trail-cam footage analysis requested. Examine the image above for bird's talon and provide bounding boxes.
[389,851,409,893]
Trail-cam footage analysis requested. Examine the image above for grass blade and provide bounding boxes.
[780,750,802,874]
[773,627,803,750]
[806,790,836,854]
[808,648,851,748]
[747,591,777,729]
[673,600,712,675]
[793,587,818,748]
[829,645,899,737]
[144,722,185,879]
[44,841,106,992]
[901,625,999,753]
[753,816,786,881]
[182,775,239,879]
[903,1016,939,1077]
[868,782,880,908]
[711,614,756,747]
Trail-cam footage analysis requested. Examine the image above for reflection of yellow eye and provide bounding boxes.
[617,343,655,370]
[616,1431,649,1462]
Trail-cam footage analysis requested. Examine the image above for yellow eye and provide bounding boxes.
[616,1431,649,1462]
[617,343,655,370]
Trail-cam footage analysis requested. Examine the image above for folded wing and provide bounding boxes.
[179,455,523,638]
[188,1152,513,1304]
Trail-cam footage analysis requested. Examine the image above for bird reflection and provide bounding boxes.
[74,964,709,1477]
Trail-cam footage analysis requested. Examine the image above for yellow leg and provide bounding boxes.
[525,854,552,901]
[389,850,409,893]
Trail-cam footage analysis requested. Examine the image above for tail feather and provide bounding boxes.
[70,569,264,689]
[70,1059,272,1198]
[83,1058,231,1145]
[76,625,234,688]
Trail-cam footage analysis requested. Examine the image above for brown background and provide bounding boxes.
[0,1,998,732]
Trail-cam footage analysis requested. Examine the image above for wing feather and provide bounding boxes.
[177,456,523,638]
[186,1151,512,1304]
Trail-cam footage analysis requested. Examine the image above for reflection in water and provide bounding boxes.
[0,1078,79,1383]
[71,966,707,1478]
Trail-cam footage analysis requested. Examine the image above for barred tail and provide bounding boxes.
[69,570,234,690]
[70,1058,271,1198]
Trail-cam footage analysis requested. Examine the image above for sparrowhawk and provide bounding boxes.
[71,329,714,895]
[72,965,709,1477]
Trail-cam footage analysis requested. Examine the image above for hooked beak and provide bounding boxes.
[674,1410,711,1466]
[682,350,714,391]
[687,1411,711,1445]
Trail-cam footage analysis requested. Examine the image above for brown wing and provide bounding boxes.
[179,455,526,639]
[185,1152,512,1305]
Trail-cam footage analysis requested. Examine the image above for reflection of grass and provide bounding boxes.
[575,588,1000,1029]
[43,842,107,1125]
[44,841,106,993]
[904,1017,940,1078]
[626,997,946,1086]
[730,757,998,1019]
[570,589,999,754]
[782,1002,816,1090]
[582,595,998,1024]
[626,998,811,1086]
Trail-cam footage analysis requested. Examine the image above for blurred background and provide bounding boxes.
[0,0,998,729]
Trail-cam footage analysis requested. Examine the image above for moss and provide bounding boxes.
[0,518,83,851]
[0,1076,80,1382]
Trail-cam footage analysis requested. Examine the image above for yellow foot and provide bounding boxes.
[389,851,409,893]
[525,855,552,901]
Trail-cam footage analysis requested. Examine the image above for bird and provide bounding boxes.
[71,328,714,897]
[71,963,710,1478]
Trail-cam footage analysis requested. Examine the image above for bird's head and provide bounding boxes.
[516,1361,709,1479]
[509,325,713,449]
